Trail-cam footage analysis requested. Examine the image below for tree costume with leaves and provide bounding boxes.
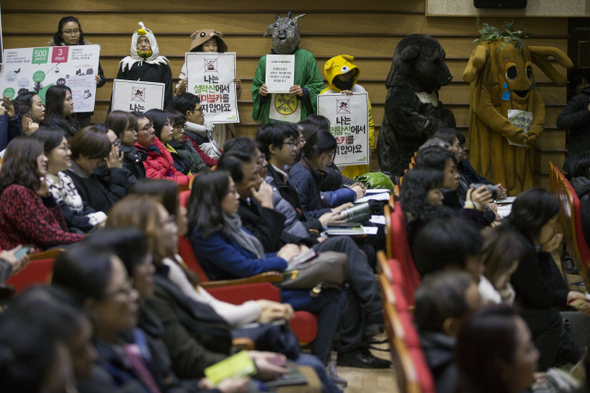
[463,22,572,194]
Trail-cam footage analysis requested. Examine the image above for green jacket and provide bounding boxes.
[251,49,324,124]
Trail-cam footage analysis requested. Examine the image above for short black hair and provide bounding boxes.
[414,270,474,333]
[303,130,337,160]
[217,150,255,184]
[256,122,299,157]
[505,187,559,243]
[173,93,200,118]
[415,145,457,171]
[224,136,258,155]
[433,128,459,146]
[299,114,330,132]
[414,218,483,277]
[32,127,66,154]
[144,109,169,140]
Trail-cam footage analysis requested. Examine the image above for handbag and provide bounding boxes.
[280,251,348,290]
[233,321,301,360]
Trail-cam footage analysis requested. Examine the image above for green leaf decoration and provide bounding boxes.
[474,20,533,53]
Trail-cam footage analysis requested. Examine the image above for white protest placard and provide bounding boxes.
[317,92,369,166]
[0,45,100,112]
[111,79,165,113]
[265,54,294,93]
[186,52,239,124]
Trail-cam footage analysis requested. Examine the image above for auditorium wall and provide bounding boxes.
[2,0,570,188]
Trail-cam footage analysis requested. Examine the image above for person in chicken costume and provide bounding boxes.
[463,22,573,195]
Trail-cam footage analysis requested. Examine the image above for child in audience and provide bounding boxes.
[144,109,192,175]
[455,305,539,393]
[415,271,483,393]
[43,85,79,138]
[320,55,374,178]
[175,28,240,148]
[33,128,107,233]
[115,22,173,109]
[66,126,128,213]
[478,226,526,305]
[0,137,84,251]
[105,110,147,188]
[173,93,221,166]
[505,188,588,370]
[50,16,106,128]
[167,110,208,174]
[132,112,191,186]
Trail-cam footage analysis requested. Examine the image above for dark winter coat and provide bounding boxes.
[556,86,590,173]
[571,176,590,247]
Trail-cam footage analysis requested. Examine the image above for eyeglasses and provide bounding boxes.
[193,106,204,113]
[111,138,121,148]
[138,123,153,132]
[104,282,135,299]
[62,29,80,35]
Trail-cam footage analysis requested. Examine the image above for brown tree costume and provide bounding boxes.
[463,28,572,195]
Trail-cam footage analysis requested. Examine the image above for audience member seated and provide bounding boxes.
[188,170,347,372]
[65,126,127,213]
[444,128,507,199]
[173,93,221,166]
[455,305,539,393]
[13,91,45,126]
[415,145,494,224]
[289,129,361,215]
[167,110,208,174]
[569,154,590,246]
[0,96,21,152]
[296,116,356,190]
[33,128,107,233]
[43,85,79,138]
[0,286,78,393]
[0,137,84,251]
[414,271,483,393]
[223,136,389,371]
[6,286,98,390]
[506,188,587,370]
[105,110,147,188]
[400,168,484,252]
[133,111,190,186]
[478,226,526,305]
[413,217,483,280]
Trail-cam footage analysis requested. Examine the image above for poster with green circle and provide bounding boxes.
[2,88,16,99]
[33,71,46,83]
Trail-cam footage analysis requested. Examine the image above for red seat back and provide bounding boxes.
[6,258,55,293]
[389,202,421,305]
[178,235,210,283]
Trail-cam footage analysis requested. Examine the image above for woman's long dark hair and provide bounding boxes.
[187,170,230,239]
[144,109,169,141]
[302,129,337,161]
[400,168,447,224]
[45,85,72,120]
[0,137,44,193]
[456,305,521,393]
[52,16,85,46]
[106,110,137,139]
[505,188,559,243]
[32,128,66,154]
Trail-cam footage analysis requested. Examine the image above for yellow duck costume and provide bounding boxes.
[463,23,572,195]
[321,55,374,178]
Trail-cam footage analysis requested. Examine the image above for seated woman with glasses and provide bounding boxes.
[65,125,128,214]
[133,111,191,186]
[165,110,208,174]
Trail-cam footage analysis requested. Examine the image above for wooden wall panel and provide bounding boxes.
[2,0,572,187]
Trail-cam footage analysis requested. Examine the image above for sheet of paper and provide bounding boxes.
[370,215,386,225]
[355,193,390,203]
[365,189,390,194]
[265,54,295,93]
[497,205,512,218]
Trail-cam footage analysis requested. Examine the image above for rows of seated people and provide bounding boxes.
[0,100,392,392]
[392,129,590,393]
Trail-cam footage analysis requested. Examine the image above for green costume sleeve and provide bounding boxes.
[251,56,267,122]
[297,49,324,117]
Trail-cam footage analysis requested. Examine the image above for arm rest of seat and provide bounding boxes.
[30,248,65,261]
[200,271,283,289]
